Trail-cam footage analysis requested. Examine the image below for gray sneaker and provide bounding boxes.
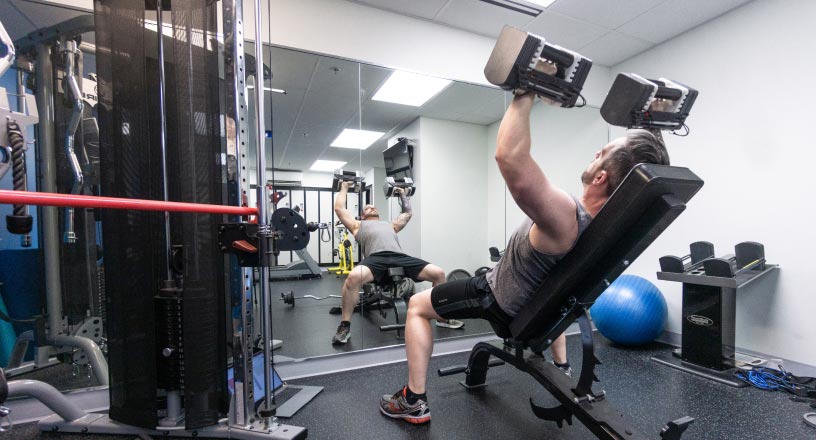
[435,319,464,329]
[550,361,572,377]
[380,386,431,424]
[332,324,351,345]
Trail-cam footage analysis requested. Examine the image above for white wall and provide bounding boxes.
[417,117,488,276]
[388,119,421,259]
[363,165,388,217]
[611,0,813,366]
[301,172,333,188]
[486,120,506,256]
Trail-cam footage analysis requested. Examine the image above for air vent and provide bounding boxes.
[479,0,543,17]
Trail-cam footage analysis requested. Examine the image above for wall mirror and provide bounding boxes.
[261,44,609,359]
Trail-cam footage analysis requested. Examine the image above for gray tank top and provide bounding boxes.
[354,220,403,258]
[486,197,592,317]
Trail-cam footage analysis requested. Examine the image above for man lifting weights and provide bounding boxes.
[331,183,464,345]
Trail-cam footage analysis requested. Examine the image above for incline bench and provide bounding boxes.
[439,163,704,439]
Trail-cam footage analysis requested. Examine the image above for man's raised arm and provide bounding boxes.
[334,182,360,235]
[391,187,412,233]
[495,94,578,253]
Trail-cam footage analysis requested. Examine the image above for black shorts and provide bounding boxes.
[359,251,431,284]
[430,274,512,329]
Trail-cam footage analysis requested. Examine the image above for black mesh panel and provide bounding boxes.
[95,0,227,429]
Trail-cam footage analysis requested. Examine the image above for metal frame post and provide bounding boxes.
[251,0,275,428]
[35,43,63,345]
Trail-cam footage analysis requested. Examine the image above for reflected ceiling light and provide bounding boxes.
[330,128,384,150]
[526,0,556,7]
[372,71,451,107]
[310,160,347,172]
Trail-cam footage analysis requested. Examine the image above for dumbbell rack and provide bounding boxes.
[651,241,779,387]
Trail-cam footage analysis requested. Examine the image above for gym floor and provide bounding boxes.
[282,335,814,439]
[9,334,815,439]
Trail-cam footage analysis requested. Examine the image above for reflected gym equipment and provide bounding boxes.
[382,176,416,198]
[328,267,414,339]
[269,221,328,280]
[280,291,341,307]
[328,222,354,276]
[331,170,365,193]
[446,269,471,282]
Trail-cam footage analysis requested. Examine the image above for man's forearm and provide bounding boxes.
[397,193,412,223]
[398,192,411,214]
[496,94,535,164]
[391,192,412,231]
[334,188,348,212]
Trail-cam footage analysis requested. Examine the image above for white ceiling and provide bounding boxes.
[346,0,755,66]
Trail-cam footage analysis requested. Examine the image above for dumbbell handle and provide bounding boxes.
[540,44,573,67]
[653,84,683,101]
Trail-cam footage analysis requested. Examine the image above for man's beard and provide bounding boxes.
[580,170,592,185]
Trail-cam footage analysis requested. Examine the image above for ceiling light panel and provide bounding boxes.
[526,0,556,8]
[372,71,451,107]
[330,128,385,150]
[310,159,347,172]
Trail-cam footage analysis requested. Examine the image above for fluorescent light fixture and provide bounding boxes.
[372,71,451,107]
[330,128,384,150]
[310,160,346,172]
[526,0,556,7]
[477,0,542,17]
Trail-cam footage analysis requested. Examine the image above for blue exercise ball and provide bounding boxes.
[590,274,667,346]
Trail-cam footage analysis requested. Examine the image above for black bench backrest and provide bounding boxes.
[508,164,703,349]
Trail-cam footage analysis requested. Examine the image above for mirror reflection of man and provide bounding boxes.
[331,182,463,345]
